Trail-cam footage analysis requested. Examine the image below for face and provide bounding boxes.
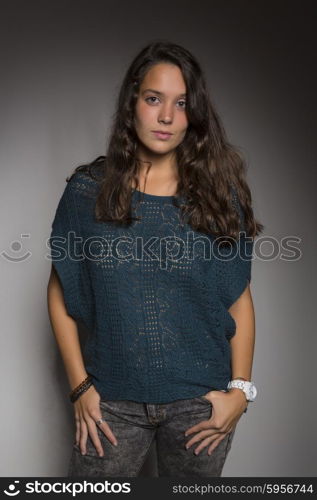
[133,63,189,159]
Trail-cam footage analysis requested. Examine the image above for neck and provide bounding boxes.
[131,148,179,196]
[135,145,178,179]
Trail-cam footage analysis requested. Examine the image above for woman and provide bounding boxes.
[47,40,263,477]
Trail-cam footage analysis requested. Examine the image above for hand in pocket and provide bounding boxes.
[185,390,245,455]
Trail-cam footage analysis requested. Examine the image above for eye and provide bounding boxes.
[177,100,186,108]
[145,96,160,104]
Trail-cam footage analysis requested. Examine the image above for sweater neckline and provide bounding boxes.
[131,188,177,201]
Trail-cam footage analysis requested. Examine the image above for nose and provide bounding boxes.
[158,102,173,124]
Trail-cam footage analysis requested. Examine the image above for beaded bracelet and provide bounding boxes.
[69,374,93,403]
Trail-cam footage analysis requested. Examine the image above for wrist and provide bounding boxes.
[69,371,90,392]
[69,374,93,403]
[228,387,248,402]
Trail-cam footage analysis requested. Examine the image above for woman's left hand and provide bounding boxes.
[184,389,248,455]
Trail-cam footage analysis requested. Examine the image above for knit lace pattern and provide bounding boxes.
[49,169,254,403]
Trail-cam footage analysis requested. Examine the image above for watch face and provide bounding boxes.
[250,384,257,400]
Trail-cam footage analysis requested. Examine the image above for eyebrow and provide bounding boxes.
[141,88,187,98]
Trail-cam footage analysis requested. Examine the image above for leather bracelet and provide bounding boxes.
[69,375,93,403]
[70,377,93,403]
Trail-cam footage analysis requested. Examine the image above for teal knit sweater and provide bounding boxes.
[49,167,254,404]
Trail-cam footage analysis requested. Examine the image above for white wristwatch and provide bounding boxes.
[227,379,257,402]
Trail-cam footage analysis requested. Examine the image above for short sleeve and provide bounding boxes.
[49,176,93,329]
[215,187,254,310]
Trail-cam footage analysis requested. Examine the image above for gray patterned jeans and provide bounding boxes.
[67,395,236,477]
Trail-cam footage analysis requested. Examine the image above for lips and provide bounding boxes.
[152,131,173,139]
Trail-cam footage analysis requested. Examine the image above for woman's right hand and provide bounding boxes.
[73,385,118,457]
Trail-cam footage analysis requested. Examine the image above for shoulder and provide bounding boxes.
[51,159,105,233]
[65,156,105,198]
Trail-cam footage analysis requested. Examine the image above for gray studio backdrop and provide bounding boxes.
[1,0,316,477]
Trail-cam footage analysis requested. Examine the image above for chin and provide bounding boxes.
[141,142,173,155]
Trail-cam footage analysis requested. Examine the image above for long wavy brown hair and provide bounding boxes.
[68,39,264,242]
